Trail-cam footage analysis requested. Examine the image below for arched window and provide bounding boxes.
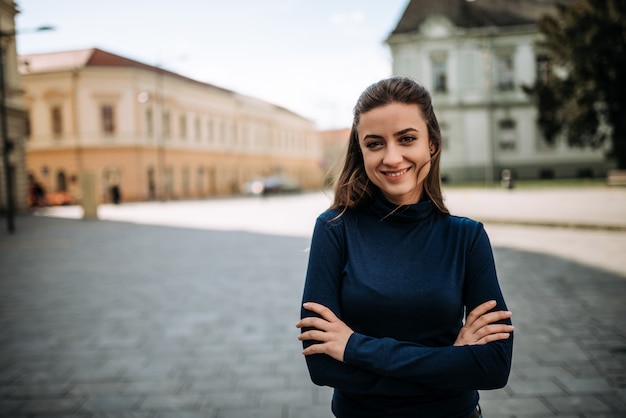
[56,170,67,192]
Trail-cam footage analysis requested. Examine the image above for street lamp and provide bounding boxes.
[0,25,54,233]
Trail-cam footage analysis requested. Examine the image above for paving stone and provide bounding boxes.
[77,395,144,413]
[186,378,235,392]
[11,415,93,418]
[138,393,203,411]
[68,382,130,396]
[516,365,574,380]
[475,397,553,416]
[15,397,85,414]
[156,411,216,418]
[288,404,333,418]
[89,414,155,418]
[123,380,184,394]
[259,387,316,406]
[2,196,626,416]
[0,399,24,415]
[557,377,613,394]
[214,405,285,418]
[531,341,590,363]
[506,378,566,396]
[202,390,260,408]
[2,382,72,398]
[544,394,613,414]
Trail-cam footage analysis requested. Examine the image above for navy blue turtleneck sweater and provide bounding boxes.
[300,192,513,417]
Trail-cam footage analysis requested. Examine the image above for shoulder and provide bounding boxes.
[316,207,360,225]
[446,214,484,230]
[439,213,488,240]
[313,207,362,237]
[317,208,343,223]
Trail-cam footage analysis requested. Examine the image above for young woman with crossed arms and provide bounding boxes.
[296,77,514,417]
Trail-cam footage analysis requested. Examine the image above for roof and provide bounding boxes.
[18,48,231,93]
[390,0,570,35]
[18,48,310,121]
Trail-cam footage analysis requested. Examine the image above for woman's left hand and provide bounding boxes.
[296,302,354,362]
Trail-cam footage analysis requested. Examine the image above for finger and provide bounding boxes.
[298,329,329,342]
[471,324,515,340]
[470,310,512,329]
[466,308,512,330]
[302,343,329,356]
[465,300,497,326]
[296,316,331,330]
[302,302,339,322]
[476,332,512,345]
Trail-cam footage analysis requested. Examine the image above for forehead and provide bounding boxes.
[357,102,427,133]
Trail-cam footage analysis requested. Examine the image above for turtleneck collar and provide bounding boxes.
[362,189,436,224]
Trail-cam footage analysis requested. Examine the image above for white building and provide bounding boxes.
[386,0,609,182]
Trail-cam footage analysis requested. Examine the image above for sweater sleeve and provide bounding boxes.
[300,213,430,396]
[342,223,513,391]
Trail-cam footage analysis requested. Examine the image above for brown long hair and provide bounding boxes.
[330,76,448,214]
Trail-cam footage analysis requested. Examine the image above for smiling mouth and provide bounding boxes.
[383,168,409,177]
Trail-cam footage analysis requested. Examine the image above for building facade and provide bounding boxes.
[386,0,610,183]
[0,0,28,216]
[21,48,323,204]
[318,127,350,186]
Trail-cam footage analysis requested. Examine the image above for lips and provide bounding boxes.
[382,168,410,178]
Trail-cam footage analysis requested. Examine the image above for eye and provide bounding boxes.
[399,135,417,144]
[365,140,384,149]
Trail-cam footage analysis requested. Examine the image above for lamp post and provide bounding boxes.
[0,25,53,233]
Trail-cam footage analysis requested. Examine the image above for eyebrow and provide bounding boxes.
[362,127,419,141]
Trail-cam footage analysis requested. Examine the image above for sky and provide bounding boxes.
[15,0,409,130]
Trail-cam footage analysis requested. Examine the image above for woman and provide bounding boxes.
[296,77,514,417]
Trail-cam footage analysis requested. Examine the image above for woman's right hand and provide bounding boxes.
[454,300,514,346]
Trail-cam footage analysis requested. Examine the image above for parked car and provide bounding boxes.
[243,176,301,196]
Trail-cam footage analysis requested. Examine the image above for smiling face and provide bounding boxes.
[357,102,432,206]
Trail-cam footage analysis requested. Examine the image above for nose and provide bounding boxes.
[383,143,403,166]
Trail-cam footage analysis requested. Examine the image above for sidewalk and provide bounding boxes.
[443,186,626,231]
[0,187,624,417]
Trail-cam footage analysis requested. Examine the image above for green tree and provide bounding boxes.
[525,0,626,169]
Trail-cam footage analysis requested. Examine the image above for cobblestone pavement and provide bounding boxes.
[0,188,625,417]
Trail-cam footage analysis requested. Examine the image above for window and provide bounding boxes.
[147,167,156,199]
[179,114,187,140]
[499,119,517,150]
[207,119,213,143]
[101,105,115,134]
[51,106,63,137]
[195,117,201,142]
[196,167,205,194]
[496,55,514,91]
[182,166,190,196]
[56,170,67,192]
[26,112,32,140]
[162,110,171,139]
[536,54,550,84]
[145,108,154,138]
[431,58,447,93]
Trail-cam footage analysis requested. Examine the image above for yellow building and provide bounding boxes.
[318,128,350,186]
[20,48,323,204]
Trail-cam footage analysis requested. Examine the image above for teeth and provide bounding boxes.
[386,170,406,177]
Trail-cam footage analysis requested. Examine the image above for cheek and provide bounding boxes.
[361,154,378,177]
